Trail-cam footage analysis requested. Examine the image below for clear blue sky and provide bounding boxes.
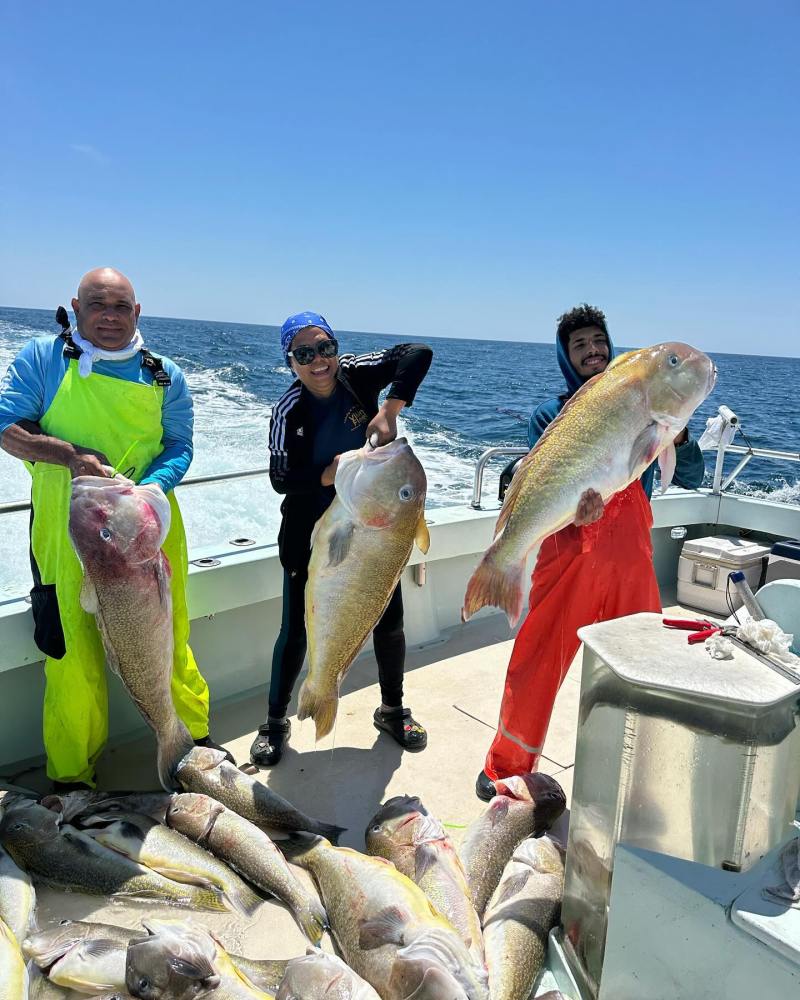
[1,1,797,355]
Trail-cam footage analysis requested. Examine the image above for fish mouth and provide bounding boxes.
[365,437,409,459]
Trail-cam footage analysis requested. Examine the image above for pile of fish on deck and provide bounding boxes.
[0,759,570,1000]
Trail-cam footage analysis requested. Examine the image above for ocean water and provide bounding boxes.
[0,306,797,600]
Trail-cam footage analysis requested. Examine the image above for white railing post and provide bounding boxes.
[711,405,739,495]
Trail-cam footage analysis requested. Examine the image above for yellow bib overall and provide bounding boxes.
[29,360,209,784]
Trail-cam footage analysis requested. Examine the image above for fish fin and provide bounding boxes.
[512,368,607,496]
[228,881,264,918]
[169,958,220,990]
[606,350,636,370]
[415,516,430,554]
[327,521,355,567]
[358,905,410,949]
[493,451,535,539]
[297,678,339,739]
[462,547,526,626]
[310,821,346,845]
[415,843,438,882]
[79,574,98,614]
[154,554,171,609]
[658,442,677,492]
[492,870,532,907]
[152,866,217,888]
[296,899,329,944]
[628,422,662,478]
[79,938,121,960]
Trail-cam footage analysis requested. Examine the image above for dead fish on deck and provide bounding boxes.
[126,920,273,999]
[69,477,194,791]
[176,746,344,841]
[40,791,174,826]
[81,812,261,916]
[27,964,71,999]
[276,948,380,1000]
[282,834,488,1000]
[483,836,566,1000]
[26,918,284,997]
[463,343,716,625]
[298,438,429,738]
[0,800,225,911]
[24,920,145,994]
[0,915,28,1000]
[0,842,36,944]
[365,796,483,963]
[458,773,565,917]
[167,792,327,942]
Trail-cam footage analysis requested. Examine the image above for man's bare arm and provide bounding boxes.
[1,421,111,478]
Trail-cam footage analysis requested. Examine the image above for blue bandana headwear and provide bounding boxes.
[280,311,335,357]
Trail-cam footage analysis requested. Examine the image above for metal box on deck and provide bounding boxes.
[560,612,800,999]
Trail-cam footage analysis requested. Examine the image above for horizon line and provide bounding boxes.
[0,303,797,361]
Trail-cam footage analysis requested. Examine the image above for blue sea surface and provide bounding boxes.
[0,305,797,597]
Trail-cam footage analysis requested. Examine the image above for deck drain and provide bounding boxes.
[192,557,221,568]
[229,537,256,547]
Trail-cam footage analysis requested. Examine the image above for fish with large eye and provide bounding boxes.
[100,527,113,541]
[298,437,429,739]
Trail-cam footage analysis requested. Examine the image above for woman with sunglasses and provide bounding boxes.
[250,311,434,767]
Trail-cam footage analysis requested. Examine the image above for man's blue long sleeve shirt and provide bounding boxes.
[0,335,193,493]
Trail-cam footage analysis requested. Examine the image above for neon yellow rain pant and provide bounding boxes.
[29,360,209,785]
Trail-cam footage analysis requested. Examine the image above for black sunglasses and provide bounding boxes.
[287,338,339,366]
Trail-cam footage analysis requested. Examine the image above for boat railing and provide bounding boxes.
[0,466,271,516]
[470,447,528,509]
[469,405,800,509]
[0,403,797,516]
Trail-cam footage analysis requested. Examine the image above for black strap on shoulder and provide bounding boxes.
[58,330,82,360]
[140,349,172,387]
[58,330,172,387]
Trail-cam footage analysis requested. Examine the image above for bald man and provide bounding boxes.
[0,268,233,789]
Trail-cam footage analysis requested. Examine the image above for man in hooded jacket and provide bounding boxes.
[476,304,705,800]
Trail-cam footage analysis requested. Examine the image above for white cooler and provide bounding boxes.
[677,534,770,616]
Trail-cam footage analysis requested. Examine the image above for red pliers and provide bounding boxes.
[663,617,735,645]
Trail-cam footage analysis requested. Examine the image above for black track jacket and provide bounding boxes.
[268,343,433,572]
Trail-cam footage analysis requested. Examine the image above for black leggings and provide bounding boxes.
[267,567,405,719]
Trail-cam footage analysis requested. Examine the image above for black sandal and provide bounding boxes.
[249,719,291,767]
[373,707,428,751]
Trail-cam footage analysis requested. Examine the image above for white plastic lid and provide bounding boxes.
[682,534,771,567]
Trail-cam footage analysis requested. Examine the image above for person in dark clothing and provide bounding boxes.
[250,311,433,767]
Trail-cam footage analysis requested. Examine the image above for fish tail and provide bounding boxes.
[462,547,526,627]
[187,884,229,912]
[297,678,339,739]
[309,820,346,844]
[278,831,327,867]
[295,897,329,944]
[157,719,195,792]
[227,879,263,917]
